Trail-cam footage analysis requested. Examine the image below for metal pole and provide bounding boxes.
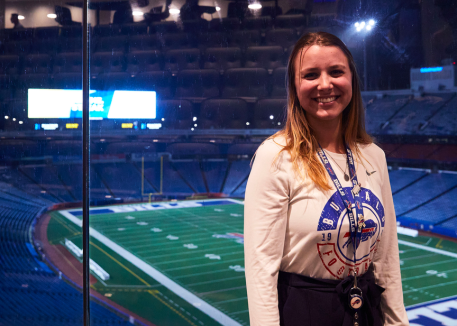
[363,37,367,91]
[82,0,90,325]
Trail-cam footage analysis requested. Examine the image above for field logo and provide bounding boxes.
[316,187,385,279]
[213,233,244,244]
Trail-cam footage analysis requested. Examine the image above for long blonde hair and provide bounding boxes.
[272,31,372,191]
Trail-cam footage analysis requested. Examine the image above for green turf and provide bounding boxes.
[47,202,457,326]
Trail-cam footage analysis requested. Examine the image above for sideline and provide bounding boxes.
[398,240,457,259]
[59,210,243,326]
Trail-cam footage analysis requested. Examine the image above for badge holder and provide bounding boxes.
[349,272,363,326]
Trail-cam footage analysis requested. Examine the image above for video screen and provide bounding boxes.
[28,89,156,119]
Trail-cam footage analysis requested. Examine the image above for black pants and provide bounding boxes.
[278,266,385,326]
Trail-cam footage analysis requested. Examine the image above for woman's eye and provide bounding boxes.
[304,73,316,78]
[332,70,344,75]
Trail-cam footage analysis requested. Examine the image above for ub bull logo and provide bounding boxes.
[342,219,378,249]
[316,187,385,279]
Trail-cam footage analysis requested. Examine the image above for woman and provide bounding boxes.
[244,32,409,326]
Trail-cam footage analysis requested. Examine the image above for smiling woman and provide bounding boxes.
[244,32,409,326]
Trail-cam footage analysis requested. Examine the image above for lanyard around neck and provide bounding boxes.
[317,144,365,265]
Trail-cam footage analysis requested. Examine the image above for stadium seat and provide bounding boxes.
[166,142,220,156]
[0,75,14,101]
[151,21,180,34]
[271,67,287,98]
[164,49,201,73]
[60,26,83,38]
[203,47,242,72]
[275,14,306,29]
[34,26,60,39]
[93,24,121,37]
[158,99,194,129]
[209,18,242,31]
[245,46,284,72]
[265,29,298,49]
[175,69,220,99]
[17,74,53,98]
[57,37,82,53]
[227,143,260,155]
[30,39,58,55]
[2,41,31,56]
[243,16,273,31]
[253,98,287,128]
[126,50,163,74]
[197,32,229,50]
[127,35,160,52]
[132,71,172,99]
[182,19,209,33]
[120,23,148,35]
[53,53,82,73]
[96,72,131,90]
[93,36,127,53]
[0,28,34,42]
[0,55,20,75]
[222,68,269,99]
[23,54,52,74]
[200,98,249,129]
[53,72,82,89]
[160,33,195,51]
[105,142,158,154]
[227,30,262,50]
[91,52,125,75]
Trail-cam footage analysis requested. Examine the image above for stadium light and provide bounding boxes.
[193,117,197,121]
[18,15,25,20]
[161,118,165,121]
[355,19,376,33]
[19,121,23,124]
[47,13,57,19]
[269,115,274,120]
[248,3,262,10]
[169,8,180,15]
[246,122,250,126]
[191,127,194,131]
[194,124,197,127]
[12,118,16,121]
[216,6,221,11]
[4,116,8,119]
[132,11,144,16]
[353,19,376,90]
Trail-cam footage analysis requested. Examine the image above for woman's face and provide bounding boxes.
[294,45,353,125]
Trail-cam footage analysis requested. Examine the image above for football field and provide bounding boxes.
[46,199,457,326]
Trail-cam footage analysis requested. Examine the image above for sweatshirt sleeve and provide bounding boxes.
[372,154,409,326]
[244,140,290,326]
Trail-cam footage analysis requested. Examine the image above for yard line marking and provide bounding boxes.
[187,276,245,287]
[398,240,457,258]
[401,258,457,271]
[405,294,457,309]
[230,310,249,315]
[400,253,437,261]
[140,244,243,260]
[60,210,242,326]
[403,279,457,294]
[217,297,248,305]
[162,258,244,272]
[153,251,244,266]
[174,268,236,279]
[401,268,457,281]
[198,285,246,296]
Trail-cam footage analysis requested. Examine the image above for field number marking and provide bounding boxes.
[229,265,245,272]
[426,270,448,278]
[167,235,179,240]
[137,222,148,226]
[205,254,221,260]
[125,216,135,220]
[184,244,198,249]
[151,228,162,232]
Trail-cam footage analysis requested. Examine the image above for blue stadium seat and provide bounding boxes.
[200,98,249,128]
[53,53,82,73]
[0,55,20,75]
[126,50,163,74]
[222,68,268,99]
[131,71,173,99]
[227,30,261,50]
[91,52,125,75]
[164,49,201,73]
[92,36,126,53]
[271,67,287,98]
[158,99,194,129]
[245,46,285,72]
[265,28,297,50]
[175,69,220,99]
[203,47,241,72]
[253,98,286,128]
[127,35,160,52]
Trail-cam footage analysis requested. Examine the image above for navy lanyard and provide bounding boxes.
[317,144,365,265]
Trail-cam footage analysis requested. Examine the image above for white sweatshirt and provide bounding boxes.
[244,136,409,326]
